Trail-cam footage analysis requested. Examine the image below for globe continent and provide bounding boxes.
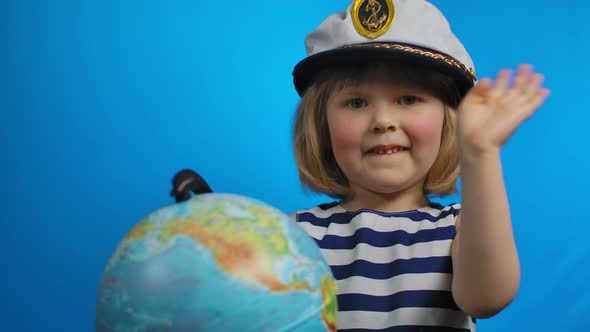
[96,193,337,332]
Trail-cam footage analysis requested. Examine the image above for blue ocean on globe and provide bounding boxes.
[96,193,338,332]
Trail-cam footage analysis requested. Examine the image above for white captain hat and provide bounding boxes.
[292,0,477,98]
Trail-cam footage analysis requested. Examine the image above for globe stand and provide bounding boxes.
[170,169,213,203]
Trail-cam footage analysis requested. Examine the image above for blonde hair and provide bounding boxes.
[293,62,461,199]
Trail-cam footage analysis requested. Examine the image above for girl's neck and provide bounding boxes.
[340,183,430,213]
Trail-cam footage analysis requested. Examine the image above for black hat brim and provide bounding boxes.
[292,43,475,98]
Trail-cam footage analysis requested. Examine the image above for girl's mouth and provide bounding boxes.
[366,145,409,155]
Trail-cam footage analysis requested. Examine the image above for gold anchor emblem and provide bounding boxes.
[363,0,387,31]
[352,0,395,39]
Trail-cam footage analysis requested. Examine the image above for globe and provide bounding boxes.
[96,193,337,332]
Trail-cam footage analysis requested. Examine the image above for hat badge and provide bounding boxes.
[352,0,395,39]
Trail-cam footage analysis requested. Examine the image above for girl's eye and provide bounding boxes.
[399,96,418,105]
[346,98,368,109]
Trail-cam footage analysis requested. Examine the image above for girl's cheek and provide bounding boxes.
[406,113,444,145]
[328,115,364,149]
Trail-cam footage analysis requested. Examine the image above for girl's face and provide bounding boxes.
[326,82,445,200]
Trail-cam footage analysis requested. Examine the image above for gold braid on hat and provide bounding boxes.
[342,43,477,81]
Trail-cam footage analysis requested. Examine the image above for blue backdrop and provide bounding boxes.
[2,0,589,331]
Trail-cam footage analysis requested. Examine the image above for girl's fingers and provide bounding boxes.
[462,78,491,108]
[494,66,545,108]
[509,88,549,124]
[513,64,533,91]
[471,78,492,97]
[529,88,550,110]
[463,67,548,117]
[493,69,512,91]
[524,73,545,97]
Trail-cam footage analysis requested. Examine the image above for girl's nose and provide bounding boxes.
[371,106,398,133]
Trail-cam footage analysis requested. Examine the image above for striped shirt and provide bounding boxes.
[295,202,475,332]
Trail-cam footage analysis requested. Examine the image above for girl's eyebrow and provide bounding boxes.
[335,86,368,94]
[337,86,424,95]
[334,90,359,96]
[331,91,367,101]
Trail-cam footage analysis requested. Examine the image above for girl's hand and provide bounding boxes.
[457,64,550,158]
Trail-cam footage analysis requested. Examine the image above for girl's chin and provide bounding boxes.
[351,181,426,197]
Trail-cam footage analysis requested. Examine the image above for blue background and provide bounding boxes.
[1,0,588,331]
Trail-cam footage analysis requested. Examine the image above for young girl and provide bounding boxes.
[290,0,549,331]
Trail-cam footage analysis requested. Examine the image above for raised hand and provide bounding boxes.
[457,64,550,157]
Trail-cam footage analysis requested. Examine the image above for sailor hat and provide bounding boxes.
[292,0,477,97]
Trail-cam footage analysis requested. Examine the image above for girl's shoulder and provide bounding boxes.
[426,201,461,217]
[292,201,343,222]
[294,201,461,223]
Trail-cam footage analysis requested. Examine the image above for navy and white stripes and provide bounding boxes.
[296,202,475,332]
